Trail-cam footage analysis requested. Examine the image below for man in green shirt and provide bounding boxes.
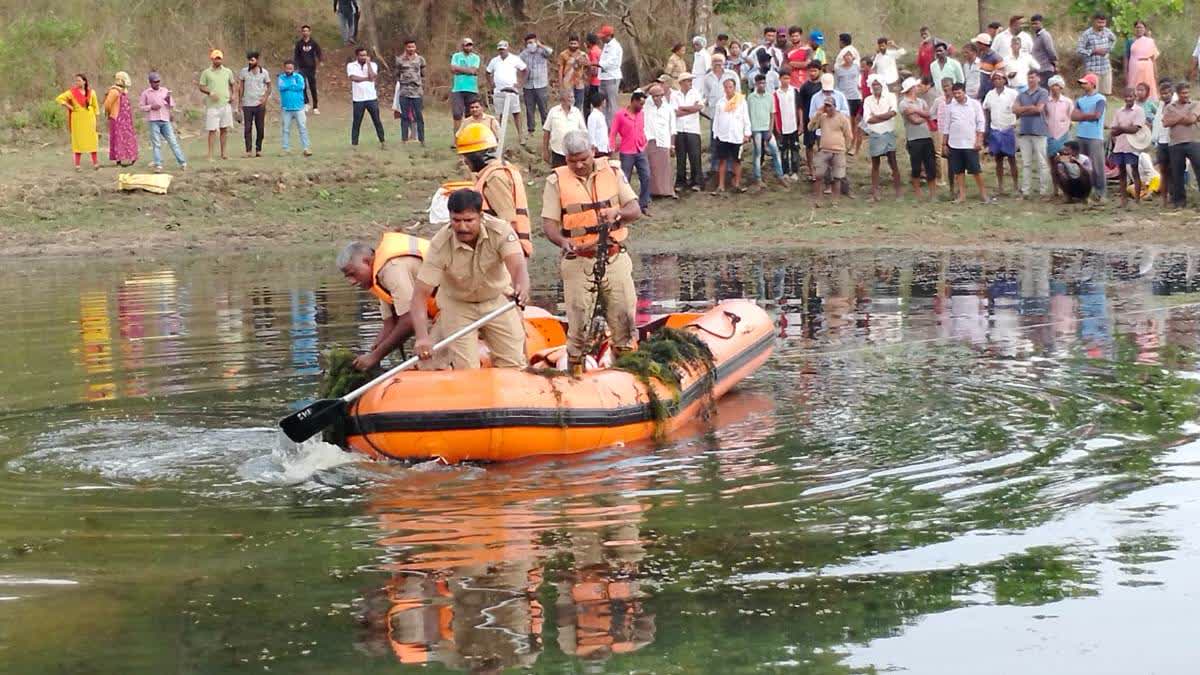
[748,74,787,186]
[449,37,481,130]
[197,49,238,160]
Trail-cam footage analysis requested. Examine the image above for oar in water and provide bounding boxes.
[279,299,518,443]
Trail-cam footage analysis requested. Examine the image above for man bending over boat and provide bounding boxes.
[411,188,530,369]
[541,130,642,376]
[337,233,431,371]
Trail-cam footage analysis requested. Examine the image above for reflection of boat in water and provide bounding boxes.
[344,300,774,463]
[357,392,777,671]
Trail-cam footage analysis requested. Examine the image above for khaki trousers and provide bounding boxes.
[430,294,526,369]
[561,250,637,361]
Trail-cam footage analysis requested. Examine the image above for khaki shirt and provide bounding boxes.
[376,256,421,319]
[541,158,638,224]
[416,214,522,303]
[479,161,518,226]
[1163,101,1200,145]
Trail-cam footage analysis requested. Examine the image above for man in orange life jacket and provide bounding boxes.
[411,188,530,370]
[541,130,642,375]
[454,122,534,257]
[337,233,430,371]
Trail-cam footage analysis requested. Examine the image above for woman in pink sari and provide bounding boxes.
[103,71,139,165]
[1127,21,1159,101]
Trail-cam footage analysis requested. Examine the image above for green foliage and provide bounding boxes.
[1068,0,1184,34]
[34,101,66,129]
[614,327,715,432]
[0,15,85,105]
[316,347,381,445]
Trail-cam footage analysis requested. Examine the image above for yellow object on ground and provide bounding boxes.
[118,173,172,194]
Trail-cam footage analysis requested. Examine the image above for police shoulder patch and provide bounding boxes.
[506,232,518,242]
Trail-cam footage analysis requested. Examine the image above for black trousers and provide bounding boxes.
[675,132,703,187]
[242,105,265,152]
[778,131,800,175]
[583,83,599,119]
[300,67,318,107]
[351,99,385,145]
[1168,143,1200,206]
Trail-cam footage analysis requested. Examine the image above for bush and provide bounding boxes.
[34,101,66,129]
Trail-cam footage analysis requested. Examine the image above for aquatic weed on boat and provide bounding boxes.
[614,327,716,436]
[317,348,383,444]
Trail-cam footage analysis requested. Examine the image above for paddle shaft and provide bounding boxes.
[341,300,518,404]
[495,89,512,162]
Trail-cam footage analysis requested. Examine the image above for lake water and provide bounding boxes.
[2,246,1200,673]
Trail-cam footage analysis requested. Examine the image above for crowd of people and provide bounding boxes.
[50,14,1200,209]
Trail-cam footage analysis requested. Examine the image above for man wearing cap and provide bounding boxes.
[899,77,936,200]
[139,71,187,171]
[1071,72,1107,199]
[973,33,1005,101]
[1030,15,1058,82]
[691,36,711,80]
[994,15,1032,62]
[197,49,237,161]
[450,38,481,131]
[610,90,651,213]
[1076,13,1116,96]
[808,94,854,199]
[521,33,554,139]
[672,73,705,191]
[455,122,533,258]
[541,131,642,375]
[597,26,623,126]
[411,188,530,371]
[487,41,528,144]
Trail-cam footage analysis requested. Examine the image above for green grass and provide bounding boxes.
[1,102,1198,261]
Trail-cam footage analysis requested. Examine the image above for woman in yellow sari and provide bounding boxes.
[54,73,100,170]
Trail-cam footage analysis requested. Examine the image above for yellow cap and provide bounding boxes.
[454,123,498,155]
[210,49,224,59]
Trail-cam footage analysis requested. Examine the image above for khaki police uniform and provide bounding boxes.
[376,257,422,319]
[416,214,526,369]
[542,158,640,363]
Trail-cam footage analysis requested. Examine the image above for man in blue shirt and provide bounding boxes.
[277,60,311,155]
[1071,72,1107,199]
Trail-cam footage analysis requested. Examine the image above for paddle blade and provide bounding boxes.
[279,398,347,443]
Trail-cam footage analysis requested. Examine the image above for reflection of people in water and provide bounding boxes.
[360,458,657,671]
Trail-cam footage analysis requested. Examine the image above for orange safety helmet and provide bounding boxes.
[454,122,498,155]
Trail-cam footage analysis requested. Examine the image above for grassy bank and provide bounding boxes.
[2,103,1199,262]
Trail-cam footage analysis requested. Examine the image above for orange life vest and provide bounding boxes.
[553,164,628,249]
[369,232,440,319]
[475,162,533,257]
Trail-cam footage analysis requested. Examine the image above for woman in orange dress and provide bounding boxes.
[1127,21,1159,101]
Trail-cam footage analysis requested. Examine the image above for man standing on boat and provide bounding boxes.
[540,130,642,376]
[455,122,533,258]
[411,189,530,370]
[336,234,430,371]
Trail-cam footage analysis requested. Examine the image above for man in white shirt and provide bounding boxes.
[542,87,585,167]
[774,69,801,178]
[872,37,906,89]
[982,71,1019,193]
[598,25,623,126]
[644,83,677,198]
[864,75,901,199]
[486,40,528,143]
[672,73,705,190]
[702,55,740,175]
[712,78,750,194]
[586,90,609,156]
[691,36,711,79]
[993,15,1033,62]
[747,26,785,73]
[1190,36,1200,85]
[346,47,385,147]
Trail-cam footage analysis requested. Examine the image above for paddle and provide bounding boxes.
[279,299,519,443]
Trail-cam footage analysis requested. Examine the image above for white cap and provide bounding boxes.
[497,40,510,49]
[900,77,920,93]
[973,33,992,46]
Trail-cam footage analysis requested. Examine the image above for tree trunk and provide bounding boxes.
[691,0,712,40]
[976,0,987,33]
[357,0,384,66]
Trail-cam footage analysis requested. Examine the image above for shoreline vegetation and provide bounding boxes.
[4,105,1199,261]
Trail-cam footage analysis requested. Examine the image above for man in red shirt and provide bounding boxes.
[786,26,811,71]
[609,90,651,214]
[916,26,937,77]
[584,33,602,118]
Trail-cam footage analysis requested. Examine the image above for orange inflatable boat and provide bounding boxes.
[342,299,774,463]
